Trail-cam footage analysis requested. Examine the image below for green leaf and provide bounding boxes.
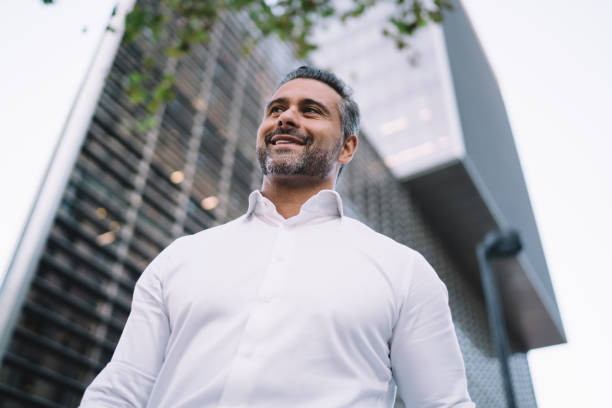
[428,10,443,23]
[146,75,175,113]
[126,85,147,104]
[123,7,149,43]
[128,73,144,85]
[137,115,157,133]
[165,45,186,58]
[144,57,156,70]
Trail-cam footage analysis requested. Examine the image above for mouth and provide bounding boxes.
[269,134,306,146]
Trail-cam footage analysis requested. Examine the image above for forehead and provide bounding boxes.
[270,78,342,109]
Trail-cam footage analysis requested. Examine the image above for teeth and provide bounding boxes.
[276,140,293,144]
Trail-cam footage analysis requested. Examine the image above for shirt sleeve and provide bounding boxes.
[80,251,171,407]
[390,253,475,407]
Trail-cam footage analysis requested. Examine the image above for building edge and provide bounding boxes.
[0,0,136,359]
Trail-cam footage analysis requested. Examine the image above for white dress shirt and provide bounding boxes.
[81,190,474,408]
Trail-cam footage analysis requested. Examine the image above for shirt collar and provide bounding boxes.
[246,189,344,224]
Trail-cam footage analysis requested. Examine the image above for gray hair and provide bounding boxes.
[277,66,360,141]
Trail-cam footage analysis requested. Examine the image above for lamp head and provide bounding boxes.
[484,229,522,257]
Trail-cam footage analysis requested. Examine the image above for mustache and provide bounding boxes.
[264,127,309,144]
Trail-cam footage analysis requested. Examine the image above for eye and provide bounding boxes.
[304,106,321,114]
[269,106,284,115]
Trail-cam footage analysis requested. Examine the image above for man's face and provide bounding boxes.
[256,78,344,179]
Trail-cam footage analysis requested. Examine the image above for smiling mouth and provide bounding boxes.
[272,140,300,145]
[269,134,305,146]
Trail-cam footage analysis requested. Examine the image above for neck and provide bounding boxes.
[260,174,336,219]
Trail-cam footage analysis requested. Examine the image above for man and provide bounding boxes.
[81,66,475,407]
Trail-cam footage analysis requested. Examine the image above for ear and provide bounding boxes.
[338,134,358,165]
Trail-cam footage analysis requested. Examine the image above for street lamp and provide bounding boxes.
[476,230,522,408]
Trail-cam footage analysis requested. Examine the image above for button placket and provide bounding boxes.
[219,224,290,406]
[258,223,291,302]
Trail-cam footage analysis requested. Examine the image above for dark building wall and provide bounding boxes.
[0,10,536,408]
[441,0,560,320]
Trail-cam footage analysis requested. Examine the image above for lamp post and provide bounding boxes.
[476,230,522,408]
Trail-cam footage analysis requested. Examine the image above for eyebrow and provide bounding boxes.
[264,97,332,117]
[265,97,287,113]
[301,98,332,116]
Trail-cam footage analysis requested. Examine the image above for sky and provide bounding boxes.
[1,1,611,407]
[0,0,115,283]
[462,1,612,407]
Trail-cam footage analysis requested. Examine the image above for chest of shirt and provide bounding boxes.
[161,220,404,345]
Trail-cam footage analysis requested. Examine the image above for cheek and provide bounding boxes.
[256,124,267,146]
[313,123,342,146]
[259,116,276,133]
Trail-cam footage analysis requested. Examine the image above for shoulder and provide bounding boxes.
[145,215,248,274]
[340,216,444,295]
[165,215,247,251]
[340,216,418,259]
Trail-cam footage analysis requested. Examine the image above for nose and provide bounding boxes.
[278,107,298,128]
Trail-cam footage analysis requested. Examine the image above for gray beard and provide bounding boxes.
[257,142,340,179]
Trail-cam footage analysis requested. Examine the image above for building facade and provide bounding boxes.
[0,4,561,408]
